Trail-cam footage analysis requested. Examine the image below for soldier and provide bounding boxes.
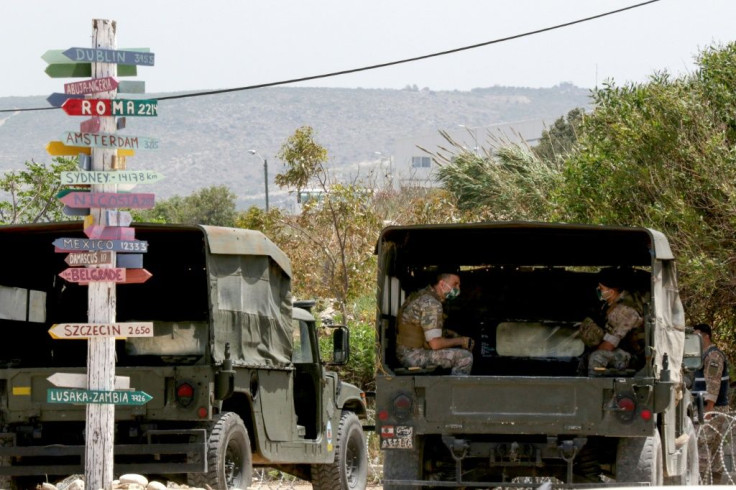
[693,323,730,485]
[581,268,645,375]
[395,272,474,375]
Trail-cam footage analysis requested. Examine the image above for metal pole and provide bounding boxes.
[264,158,269,212]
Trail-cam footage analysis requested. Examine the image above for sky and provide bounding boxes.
[1,0,735,99]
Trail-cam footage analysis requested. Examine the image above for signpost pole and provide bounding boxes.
[85,18,117,490]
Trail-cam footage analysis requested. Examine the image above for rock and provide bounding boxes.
[65,479,84,490]
[145,482,166,490]
[39,483,57,490]
[118,474,148,487]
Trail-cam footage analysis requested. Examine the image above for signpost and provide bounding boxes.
[64,251,114,267]
[61,170,163,185]
[47,388,153,406]
[61,98,158,117]
[53,237,149,253]
[47,372,130,390]
[65,76,119,95]
[46,141,135,157]
[60,191,155,209]
[48,322,153,339]
[61,131,159,151]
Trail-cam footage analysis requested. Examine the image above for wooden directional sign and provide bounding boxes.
[84,225,135,241]
[46,141,135,157]
[64,76,118,95]
[65,251,114,267]
[44,63,137,78]
[42,48,150,64]
[59,267,126,283]
[53,237,149,253]
[60,192,155,209]
[47,372,130,390]
[47,92,84,108]
[61,132,159,151]
[116,253,143,269]
[117,81,145,94]
[80,117,101,134]
[62,205,90,216]
[61,170,163,186]
[78,153,91,170]
[120,268,153,284]
[62,98,158,117]
[49,322,153,339]
[84,210,132,227]
[62,47,155,66]
[47,388,152,406]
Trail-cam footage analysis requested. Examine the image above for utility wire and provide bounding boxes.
[1,0,660,113]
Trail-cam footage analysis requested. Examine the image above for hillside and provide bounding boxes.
[0,84,592,209]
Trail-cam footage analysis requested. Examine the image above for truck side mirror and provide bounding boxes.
[682,329,703,371]
[329,325,350,366]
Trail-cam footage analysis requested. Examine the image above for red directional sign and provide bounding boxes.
[60,192,155,209]
[121,269,153,284]
[59,267,126,283]
[80,117,101,133]
[61,98,158,117]
[64,77,118,95]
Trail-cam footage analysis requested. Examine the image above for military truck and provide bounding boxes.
[0,222,368,490]
[374,222,702,488]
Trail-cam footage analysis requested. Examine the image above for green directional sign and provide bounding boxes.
[45,62,137,78]
[47,388,152,406]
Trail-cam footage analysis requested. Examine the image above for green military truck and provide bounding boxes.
[375,222,701,488]
[0,222,368,490]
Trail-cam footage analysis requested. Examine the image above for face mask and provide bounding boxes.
[443,281,460,300]
[597,286,614,302]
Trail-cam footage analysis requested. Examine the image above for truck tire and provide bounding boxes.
[189,412,252,490]
[664,418,699,485]
[312,411,367,490]
[615,432,663,485]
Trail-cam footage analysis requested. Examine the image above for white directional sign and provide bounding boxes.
[47,372,130,390]
[49,322,154,339]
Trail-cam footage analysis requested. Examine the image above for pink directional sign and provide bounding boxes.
[60,192,154,209]
[84,226,135,240]
[80,117,101,134]
[64,77,118,95]
[59,267,126,283]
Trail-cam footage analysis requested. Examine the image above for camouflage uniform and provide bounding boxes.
[588,291,644,375]
[395,286,473,375]
[694,345,730,484]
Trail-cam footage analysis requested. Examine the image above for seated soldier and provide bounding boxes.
[395,272,474,375]
[580,268,645,375]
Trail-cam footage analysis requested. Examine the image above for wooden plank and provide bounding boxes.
[84,226,135,240]
[64,251,114,267]
[61,131,159,151]
[47,372,130,390]
[78,153,91,170]
[41,47,151,64]
[62,47,155,66]
[61,170,163,186]
[44,63,137,78]
[80,117,101,134]
[61,98,158,117]
[46,141,135,157]
[59,192,155,209]
[106,210,133,227]
[52,237,148,253]
[120,268,152,284]
[48,322,153,339]
[47,388,152,406]
[59,267,126,283]
[62,205,90,216]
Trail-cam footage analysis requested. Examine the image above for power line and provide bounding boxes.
[1,0,660,113]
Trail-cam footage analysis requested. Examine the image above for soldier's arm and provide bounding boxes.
[703,350,724,408]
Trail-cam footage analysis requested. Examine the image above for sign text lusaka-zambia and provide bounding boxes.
[62,98,158,117]
[47,388,153,406]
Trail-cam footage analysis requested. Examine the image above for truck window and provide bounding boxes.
[292,319,313,363]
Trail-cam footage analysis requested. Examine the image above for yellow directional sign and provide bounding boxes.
[46,141,134,157]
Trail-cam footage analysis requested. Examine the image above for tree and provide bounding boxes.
[533,107,585,163]
[135,185,237,226]
[0,157,78,224]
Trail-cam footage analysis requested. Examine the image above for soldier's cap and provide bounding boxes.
[597,267,629,290]
[694,323,712,337]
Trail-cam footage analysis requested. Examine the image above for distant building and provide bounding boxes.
[392,119,548,188]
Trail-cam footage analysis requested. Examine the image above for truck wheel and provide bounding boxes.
[664,418,699,485]
[312,411,367,490]
[615,432,663,485]
[190,412,252,490]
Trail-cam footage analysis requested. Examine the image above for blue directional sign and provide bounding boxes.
[62,47,155,66]
[47,92,84,108]
[53,237,148,253]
